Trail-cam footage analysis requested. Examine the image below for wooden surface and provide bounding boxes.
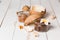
[0,0,60,40]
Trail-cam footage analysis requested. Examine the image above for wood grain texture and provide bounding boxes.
[40,0,60,40]
[13,0,31,40]
[0,0,20,40]
[0,0,11,26]
[49,0,60,24]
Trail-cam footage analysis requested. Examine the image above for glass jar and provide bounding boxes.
[17,11,29,22]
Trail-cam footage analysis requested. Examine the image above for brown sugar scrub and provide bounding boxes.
[22,5,30,11]
[17,11,27,22]
[19,25,23,29]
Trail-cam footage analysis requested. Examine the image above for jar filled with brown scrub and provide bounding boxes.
[34,22,50,32]
[17,11,28,22]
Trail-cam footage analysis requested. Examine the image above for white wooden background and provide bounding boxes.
[0,0,60,40]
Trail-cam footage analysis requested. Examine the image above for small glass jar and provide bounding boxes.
[17,11,29,22]
[34,22,50,32]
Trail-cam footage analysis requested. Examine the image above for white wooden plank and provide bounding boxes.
[0,0,11,25]
[31,0,40,5]
[18,0,31,11]
[48,0,60,24]
[41,0,60,40]
[1,0,30,40]
[13,0,31,40]
[0,0,20,40]
[47,0,60,40]
[12,22,28,40]
[47,28,60,40]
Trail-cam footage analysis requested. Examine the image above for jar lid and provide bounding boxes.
[17,11,29,16]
